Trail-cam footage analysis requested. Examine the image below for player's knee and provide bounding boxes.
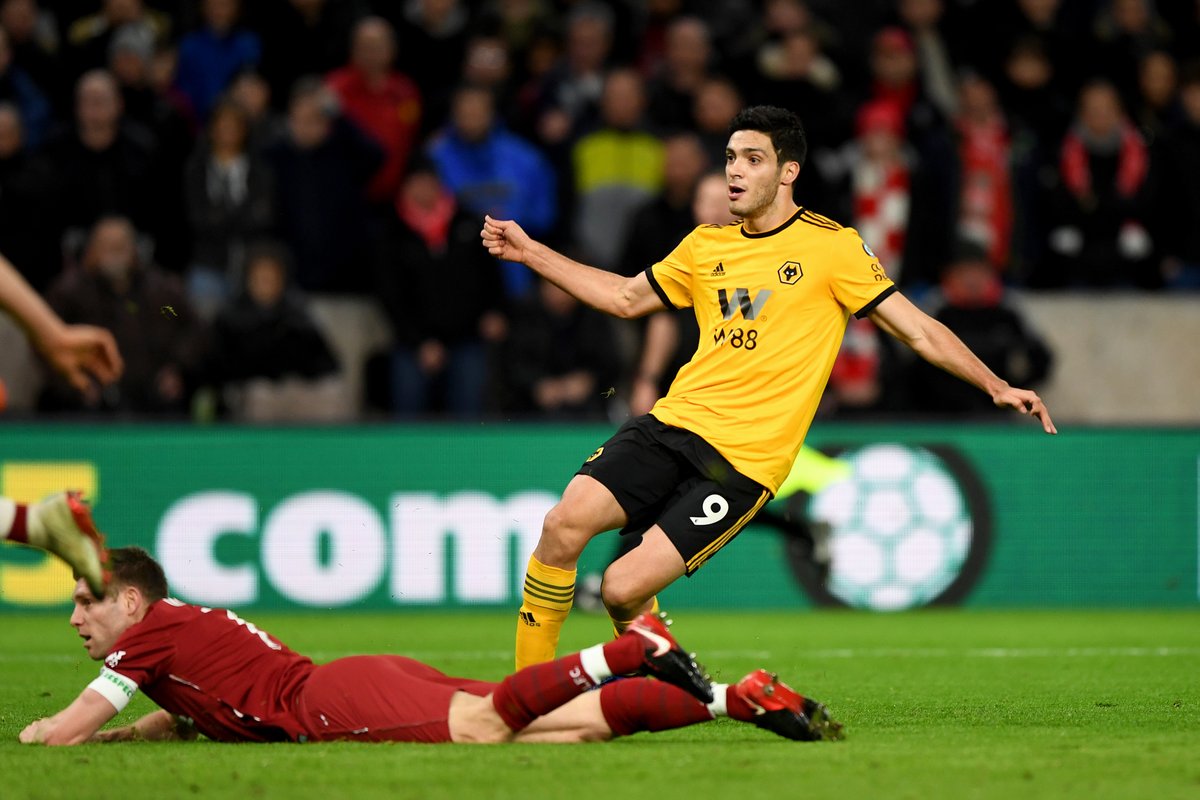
[599,570,647,618]
[537,505,592,563]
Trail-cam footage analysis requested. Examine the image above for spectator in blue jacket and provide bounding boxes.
[174,0,260,121]
[428,83,556,298]
[0,25,49,149]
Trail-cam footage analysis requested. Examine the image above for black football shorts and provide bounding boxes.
[576,414,771,575]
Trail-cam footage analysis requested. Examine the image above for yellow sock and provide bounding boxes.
[610,595,660,638]
[515,556,577,670]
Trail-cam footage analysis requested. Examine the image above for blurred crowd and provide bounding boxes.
[1,0,1197,422]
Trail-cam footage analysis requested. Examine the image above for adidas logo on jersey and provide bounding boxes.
[711,262,726,276]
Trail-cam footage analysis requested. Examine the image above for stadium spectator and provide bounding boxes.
[0,24,48,148]
[499,276,619,420]
[41,216,203,416]
[986,0,1087,98]
[691,76,743,167]
[618,132,709,279]
[1089,0,1173,106]
[182,99,275,319]
[371,160,507,418]
[836,100,913,279]
[325,15,421,206]
[1149,62,1200,289]
[20,545,842,745]
[107,23,195,272]
[1043,79,1155,288]
[460,34,515,121]
[509,28,561,140]
[997,36,1073,283]
[225,69,284,152]
[628,170,731,416]
[751,27,844,133]
[618,137,711,405]
[643,16,714,134]
[0,0,67,114]
[529,2,614,149]
[730,0,842,86]
[63,0,171,81]
[909,239,1053,415]
[262,76,382,294]
[893,0,961,121]
[205,241,344,421]
[173,0,261,123]
[570,68,664,273]
[481,105,1055,672]
[953,72,1013,271]
[859,28,960,285]
[42,70,160,262]
[249,0,364,110]
[1131,49,1180,143]
[0,103,57,291]
[749,28,846,209]
[428,83,556,298]
[381,0,469,136]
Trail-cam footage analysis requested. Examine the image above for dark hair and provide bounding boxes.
[105,546,168,603]
[728,105,808,170]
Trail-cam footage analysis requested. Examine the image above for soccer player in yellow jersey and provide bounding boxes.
[482,106,1057,669]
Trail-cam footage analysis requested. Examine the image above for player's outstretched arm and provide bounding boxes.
[868,292,1057,434]
[90,709,198,743]
[0,254,124,392]
[19,688,118,745]
[480,215,665,319]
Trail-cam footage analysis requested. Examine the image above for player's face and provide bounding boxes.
[725,130,786,220]
[69,579,134,659]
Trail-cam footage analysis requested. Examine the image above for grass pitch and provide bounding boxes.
[2,609,1197,800]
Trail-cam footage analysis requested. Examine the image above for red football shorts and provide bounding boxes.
[294,655,497,743]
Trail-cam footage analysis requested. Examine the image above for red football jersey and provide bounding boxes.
[98,599,316,742]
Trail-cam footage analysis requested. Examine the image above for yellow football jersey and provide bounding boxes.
[645,207,895,492]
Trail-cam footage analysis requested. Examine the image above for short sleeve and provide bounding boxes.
[828,228,897,318]
[102,619,175,689]
[647,229,698,310]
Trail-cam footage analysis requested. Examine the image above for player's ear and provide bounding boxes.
[118,585,140,614]
[779,159,801,187]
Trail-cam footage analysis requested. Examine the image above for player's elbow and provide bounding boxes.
[612,282,650,319]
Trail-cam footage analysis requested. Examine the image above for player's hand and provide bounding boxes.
[992,385,1057,434]
[19,718,50,744]
[38,324,124,394]
[481,215,534,264]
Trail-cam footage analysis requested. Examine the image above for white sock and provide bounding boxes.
[707,684,730,717]
[578,643,612,684]
[0,498,16,540]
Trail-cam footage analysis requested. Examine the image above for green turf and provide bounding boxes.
[2,609,1198,800]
